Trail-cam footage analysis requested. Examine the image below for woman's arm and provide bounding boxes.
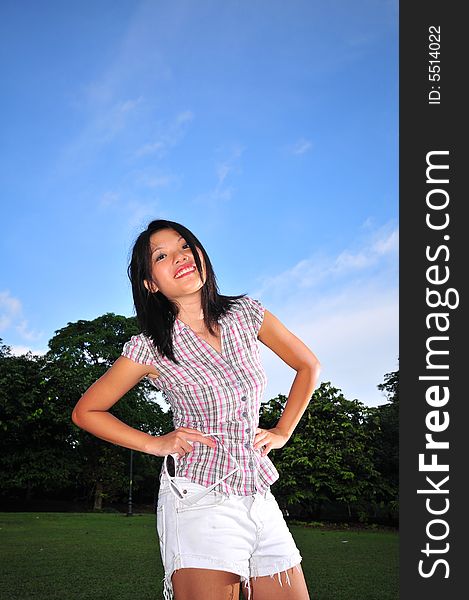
[255,309,321,456]
[71,357,215,457]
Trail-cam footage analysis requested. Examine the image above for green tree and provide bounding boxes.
[367,367,399,520]
[0,343,76,500]
[260,382,382,521]
[0,316,173,511]
[43,313,172,509]
[0,338,11,359]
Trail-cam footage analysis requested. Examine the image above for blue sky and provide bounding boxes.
[1,0,398,407]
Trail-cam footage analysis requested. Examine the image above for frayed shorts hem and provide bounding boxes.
[162,552,303,599]
[250,551,303,579]
[165,550,302,580]
[167,552,250,581]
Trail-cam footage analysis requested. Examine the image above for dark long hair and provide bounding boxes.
[128,219,246,363]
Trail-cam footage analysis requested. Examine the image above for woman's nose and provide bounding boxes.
[174,251,188,263]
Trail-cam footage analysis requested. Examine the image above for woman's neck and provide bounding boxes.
[176,295,204,326]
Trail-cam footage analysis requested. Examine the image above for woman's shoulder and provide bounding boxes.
[224,295,266,335]
[121,332,159,366]
[121,333,163,383]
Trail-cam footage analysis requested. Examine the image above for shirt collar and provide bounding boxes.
[173,317,187,340]
[173,312,227,339]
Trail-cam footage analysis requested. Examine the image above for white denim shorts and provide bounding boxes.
[156,475,302,600]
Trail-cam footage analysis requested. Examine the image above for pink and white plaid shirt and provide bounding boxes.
[121,296,279,496]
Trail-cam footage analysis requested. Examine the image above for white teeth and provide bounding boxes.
[175,266,195,278]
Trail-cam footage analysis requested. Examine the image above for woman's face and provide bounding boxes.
[145,228,206,301]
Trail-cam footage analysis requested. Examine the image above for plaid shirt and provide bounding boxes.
[122,296,279,496]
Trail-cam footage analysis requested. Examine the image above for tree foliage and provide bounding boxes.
[260,382,385,520]
[0,343,75,497]
[0,315,173,510]
[368,367,399,517]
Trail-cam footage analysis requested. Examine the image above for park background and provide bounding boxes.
[1,1,398,598]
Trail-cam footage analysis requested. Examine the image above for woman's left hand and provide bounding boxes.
[253,427,290,457]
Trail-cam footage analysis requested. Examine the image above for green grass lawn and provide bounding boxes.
[0,512,398,600]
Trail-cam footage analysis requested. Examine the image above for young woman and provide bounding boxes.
[72,219,320,600]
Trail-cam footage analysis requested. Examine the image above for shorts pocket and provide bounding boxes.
[175,481,227,513]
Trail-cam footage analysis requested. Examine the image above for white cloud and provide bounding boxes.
[251,223,398,407]
[332,226,398,274]
[125,199,167,231]
[100,191,120,208]
[136,172,175,189]
[136,141,166,158]
[56,95,145,175]
[88,95,144,143]
[99,170,175,212]
[92,95,144,142]
[194,187,234,206]
[176,110,193,125]
[259,281,398,408]
[0,291,43,342]
[0,290,22,331]
[372,227,398,254]
[16,320,43,342]
[78,2,172,112]
[254,223,398,297]
[289,138,313,155]
[135,110,194,158]
[194,144,244,207]
[216,144,243,184]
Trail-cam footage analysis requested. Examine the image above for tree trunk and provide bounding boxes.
[93,480,104,511]
[25,481,33,502]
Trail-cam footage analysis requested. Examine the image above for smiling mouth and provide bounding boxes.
[174,266,197,279]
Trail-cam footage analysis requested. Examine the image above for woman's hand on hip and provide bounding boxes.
[253,427,290,457]
[145,427,217,458]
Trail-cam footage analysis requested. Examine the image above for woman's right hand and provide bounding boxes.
[145,427,217,458]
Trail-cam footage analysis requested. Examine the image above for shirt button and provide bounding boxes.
[241,396,247,401]
[245,428,251,433]
[242,412,248,418]
[248,460,254,468]
[244,442,250,449]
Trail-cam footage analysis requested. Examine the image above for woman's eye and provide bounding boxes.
[154,244,190,262]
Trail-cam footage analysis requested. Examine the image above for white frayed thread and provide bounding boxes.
[268,567,295,587]
[162,575,173,600]
[243,576,252,600]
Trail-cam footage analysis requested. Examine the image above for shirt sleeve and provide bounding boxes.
[244,296,266,337]
[121,334,155,366]
[121,334,164,392]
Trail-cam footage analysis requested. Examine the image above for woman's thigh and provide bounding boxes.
[172,568,241,600]
[249,565,310,600]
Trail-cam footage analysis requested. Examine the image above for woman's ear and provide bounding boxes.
[144,279,158,293]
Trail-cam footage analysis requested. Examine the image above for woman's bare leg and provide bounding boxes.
[172,568,241,600]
